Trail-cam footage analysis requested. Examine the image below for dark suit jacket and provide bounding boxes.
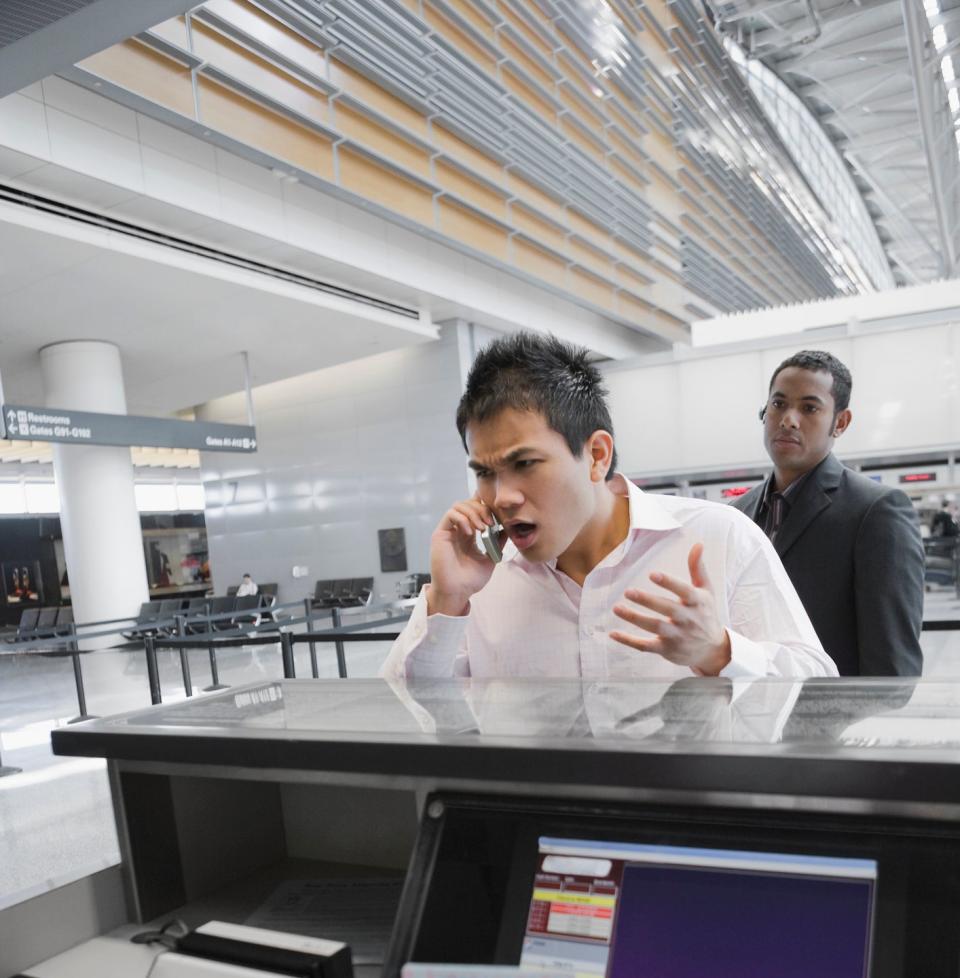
[731,453,924,676]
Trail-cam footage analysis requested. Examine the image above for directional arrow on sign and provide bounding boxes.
[7,422,17,435]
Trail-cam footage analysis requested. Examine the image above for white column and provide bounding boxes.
[40,341,148,626]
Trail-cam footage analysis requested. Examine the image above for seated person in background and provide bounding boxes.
[730,350,923,677]
[236,573,258,597]
[381,332,836,681]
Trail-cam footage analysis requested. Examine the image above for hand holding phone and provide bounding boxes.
[428,497,504,616]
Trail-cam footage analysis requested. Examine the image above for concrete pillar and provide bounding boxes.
[40,341,148,626]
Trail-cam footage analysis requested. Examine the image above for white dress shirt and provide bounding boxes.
[380,476,837,681]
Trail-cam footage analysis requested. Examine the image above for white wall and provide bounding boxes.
[605,322,960,477]
[198,327,470,604]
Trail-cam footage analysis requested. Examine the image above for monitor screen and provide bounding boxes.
[519,838,876,978]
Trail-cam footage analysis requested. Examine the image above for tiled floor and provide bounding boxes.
[2,595,960,913]
[0,637,394,912]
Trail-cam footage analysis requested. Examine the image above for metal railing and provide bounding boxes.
[0,597,409,774]
[144,604,407,704]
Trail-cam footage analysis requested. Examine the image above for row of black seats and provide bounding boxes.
[9,606,75,642]
[124,593,276,639]
[313,578,374,609]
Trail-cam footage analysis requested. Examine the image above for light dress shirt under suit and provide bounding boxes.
[380,475,837,681]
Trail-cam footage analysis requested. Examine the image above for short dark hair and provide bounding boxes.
[456,332,617,479]
[769,350,852,413]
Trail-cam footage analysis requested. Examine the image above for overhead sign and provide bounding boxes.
[1,403,257,453]
[899,472,936,484]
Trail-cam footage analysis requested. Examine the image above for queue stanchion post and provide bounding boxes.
[66,622,96,724]
[202,600,228,692]
[280,631,296,679]
[332,607,348,678]
[175,613,193,697]
[304,597,319,678]
[144,635,162,705]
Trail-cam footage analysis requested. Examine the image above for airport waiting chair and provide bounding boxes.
[122,601,162,640]
[231,594,262,629]
[313,579,339,609]
[226,585,239,597]
[341,577,373,607]
[54,606,74,636]
[257,591,277,623]
[14,608,40,641]
[355,577,374,606]
[35,607,60,638]
[210,596,240,631]
[183,597,213,634]
[154,598,186,636]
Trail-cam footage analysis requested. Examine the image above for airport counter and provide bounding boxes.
[51,677,960,977]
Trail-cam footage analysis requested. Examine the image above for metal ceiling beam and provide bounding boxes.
[901,0,958,275]
[0,0,197,97]
[847,148,941,267]
[791,59,911,90]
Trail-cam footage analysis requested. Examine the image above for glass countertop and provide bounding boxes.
[73,676,960,752]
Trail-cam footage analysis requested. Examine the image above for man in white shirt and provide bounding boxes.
[381,333,836,681]
[236,573,258,597]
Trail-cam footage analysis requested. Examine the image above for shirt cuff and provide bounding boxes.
[719,628,770,679]
[399,587,471,678]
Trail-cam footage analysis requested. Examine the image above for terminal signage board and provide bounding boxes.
[1,403,257,453]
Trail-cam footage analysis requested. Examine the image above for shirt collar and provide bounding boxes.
[760,456,825,509]
[613,473,683,532]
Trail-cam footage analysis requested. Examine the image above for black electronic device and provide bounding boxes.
[175,921,352,978]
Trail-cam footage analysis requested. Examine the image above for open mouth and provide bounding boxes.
[507,521,538,549]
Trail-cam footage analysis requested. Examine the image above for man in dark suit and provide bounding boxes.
[731,350,923,676]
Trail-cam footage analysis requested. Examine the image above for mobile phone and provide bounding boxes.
[480,522,504,563]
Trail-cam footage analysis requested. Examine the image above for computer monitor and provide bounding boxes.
[520,837,876,978]
[387,793,960,978]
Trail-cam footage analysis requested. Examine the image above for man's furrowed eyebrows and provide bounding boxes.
[467,447,538,471]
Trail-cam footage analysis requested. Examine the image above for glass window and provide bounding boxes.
[24,482,60,514]
[729,40,894,291]
[176,484,205,512]
[0,482,26,514]
[135,484,178,512]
